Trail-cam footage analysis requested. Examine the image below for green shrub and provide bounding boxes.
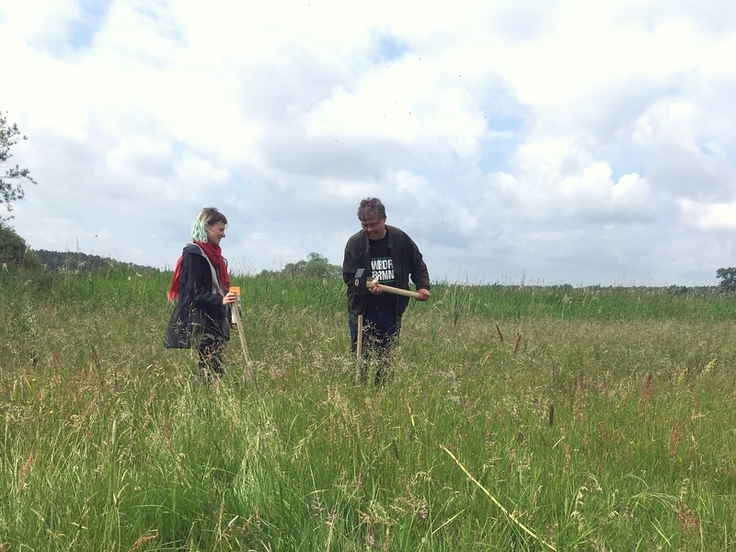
[0,224,41,269]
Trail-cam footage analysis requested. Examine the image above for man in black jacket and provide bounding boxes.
[342,198,430,384]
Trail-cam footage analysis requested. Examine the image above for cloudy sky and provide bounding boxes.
[1,0,735,286]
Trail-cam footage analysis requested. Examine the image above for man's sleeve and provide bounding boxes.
[408,237,430,290]
[342,238,359,286]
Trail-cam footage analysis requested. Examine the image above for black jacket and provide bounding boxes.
[342,225,430,323]
[165,244,230,349]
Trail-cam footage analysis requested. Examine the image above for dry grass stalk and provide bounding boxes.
[442,445,557,551]
[670,421,681,458]
[495,322,504,342]
[574,402,584,425]
[160,416,173,452]
[357,462,364,492]
[129,529,158,551]
[214,499,226,546]
[513,333,521,353]
[325,506,337,552]
[676,500,700,536]
[640,373,655,408]
[563,443,571,474]
[17,452,34,495]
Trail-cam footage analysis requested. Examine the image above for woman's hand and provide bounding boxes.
[222,290,238,305]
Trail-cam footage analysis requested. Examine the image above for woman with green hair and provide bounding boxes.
[165,207,238,383]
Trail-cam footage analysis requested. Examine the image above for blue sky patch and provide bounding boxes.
[370,30,411,63]
[68,0,113,50]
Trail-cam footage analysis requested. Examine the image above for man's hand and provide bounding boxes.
[416,288,430,302]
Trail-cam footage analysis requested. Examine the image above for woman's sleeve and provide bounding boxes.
[180,253,223,309]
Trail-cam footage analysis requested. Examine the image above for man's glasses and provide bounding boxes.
[361,219,384,230]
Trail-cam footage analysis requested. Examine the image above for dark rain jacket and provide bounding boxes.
[342,224,430,323]
[165,243,230,349]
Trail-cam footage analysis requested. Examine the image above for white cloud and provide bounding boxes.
[679,198,736,231]
[483,138,656,223]
[2,0,736,286]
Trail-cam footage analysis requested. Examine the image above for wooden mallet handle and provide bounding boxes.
[366,279,421,299]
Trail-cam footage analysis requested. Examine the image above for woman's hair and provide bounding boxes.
[191,207,228,242]
[357,197,386,221]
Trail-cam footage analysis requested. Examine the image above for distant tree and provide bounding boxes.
[1,109,38,222]
[282,252,341,279]
[716,267,736,291]
[0,225,41,270]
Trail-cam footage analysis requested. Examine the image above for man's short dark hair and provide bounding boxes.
[357,198,386,221]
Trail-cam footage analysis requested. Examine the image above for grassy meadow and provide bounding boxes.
[2,267,736,550]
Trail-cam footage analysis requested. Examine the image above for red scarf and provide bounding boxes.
[168,240,231,300]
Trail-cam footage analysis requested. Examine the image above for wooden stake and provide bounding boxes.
[230,289,256,389]
[366,279,421,299]
[356,314,364,384]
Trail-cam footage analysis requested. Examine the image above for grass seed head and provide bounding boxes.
[17,452,34,495]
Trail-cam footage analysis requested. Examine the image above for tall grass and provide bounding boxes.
[2,268,736,550]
